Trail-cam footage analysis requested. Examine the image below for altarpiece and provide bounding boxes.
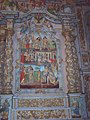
[0,0,89,119]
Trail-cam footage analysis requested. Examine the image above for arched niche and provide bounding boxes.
[12,13,66,94]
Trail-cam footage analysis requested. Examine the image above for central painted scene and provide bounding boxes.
[14,14,61,89]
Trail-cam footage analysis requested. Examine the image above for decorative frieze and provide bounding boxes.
[18,98,65,108]
[17,109,67,119]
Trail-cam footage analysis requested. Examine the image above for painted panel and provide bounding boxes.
[69,95,87,118]
[0,96,12,120]
[14,14,63,91]
[69,95,81,118]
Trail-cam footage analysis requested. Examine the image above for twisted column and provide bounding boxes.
[2,29,14,94]
[0,35,6,93]
[62,30,82,93]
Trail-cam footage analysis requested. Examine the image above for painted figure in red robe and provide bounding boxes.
[20,66,25,84]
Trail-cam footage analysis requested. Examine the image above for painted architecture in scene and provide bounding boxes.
[0,0,90,119]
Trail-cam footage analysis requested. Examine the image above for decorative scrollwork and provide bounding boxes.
[17,109,67,119]
[3,28,14,94]
[63,30,82,93]
[18,98,64,108]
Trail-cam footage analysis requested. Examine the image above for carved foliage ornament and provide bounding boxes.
[63,30,81,93]
[17,109,67,119]
[18,98,64,108]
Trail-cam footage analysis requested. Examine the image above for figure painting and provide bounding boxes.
[70,97,81,118]
[0,97,11,120]
[72,101,81,118]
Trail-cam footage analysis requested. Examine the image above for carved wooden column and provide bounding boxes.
[0,26,6,93]
[62,29,82,93]
[2,19,14,94]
